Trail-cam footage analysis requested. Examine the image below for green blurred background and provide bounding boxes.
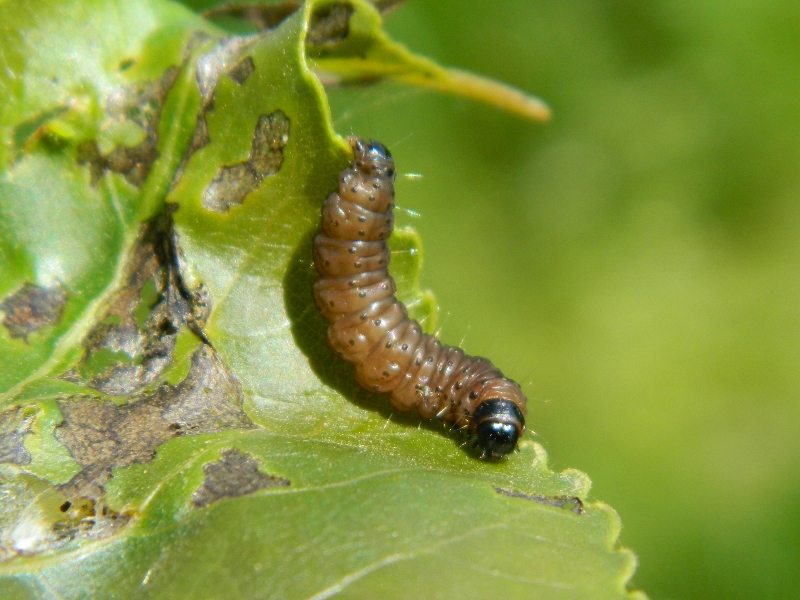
[328,1,800,598]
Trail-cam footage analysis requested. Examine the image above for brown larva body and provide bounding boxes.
[313,138,526,458]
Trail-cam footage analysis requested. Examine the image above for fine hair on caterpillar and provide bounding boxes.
[313,137,527,459]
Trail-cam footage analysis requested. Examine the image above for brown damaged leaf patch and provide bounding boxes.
[307,2,354,46]
[494,487,585,515]
[227,55,256,85]
[62,214,210,396]
[173,37,262,187]
[191,448,290,508]
[0,406,34,465]
[0,473,131,563]
[1,282,67,342]
[77,66,180,186]
[202,109,290,212]
[56,344,255,501]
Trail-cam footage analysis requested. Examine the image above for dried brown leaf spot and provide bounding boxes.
[191,448,289,508]
[78,67,180,186]
[494,487,585,515]
[1,282,67,342]
[202,109,290,212]
[307,2,354,46]
[227,56,256,85]
[0,406,34,465]
[61,215,210,396]
[56,345,255,501]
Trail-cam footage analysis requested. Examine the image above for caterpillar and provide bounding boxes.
[313,138,527,459]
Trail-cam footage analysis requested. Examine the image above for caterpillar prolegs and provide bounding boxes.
[313,138,527,458]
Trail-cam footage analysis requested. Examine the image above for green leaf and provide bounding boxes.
[0,0,642,598]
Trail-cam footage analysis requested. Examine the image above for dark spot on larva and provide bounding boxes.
[436,386,443,393]
[354,262,361,269]
[1,283,67,342]
[385,341,392,348]
[349,280,357,287]
[334,221,340,227]
[349,339,355,346]
[448,361,453,366]
[373,180,381,189]
[381,283,388,290]
[325,260,331,266]
[329,301,335,307]
[191,448,289,508]
[463,367,470,373]
[378,259,384,265]
[455,382,463,390]
[360,314,367,320]
[469,391,478,400]
[203,109,290,212]
[415,358,422,366]
[78,67,180,186]
[412,327,419,334]
[0,406,34,465]
[493,488,584,515]
[351,186,358,193]
[369,195,375,202]
[358,230,366,236]
[56,344,255,501]
[427,356,434,363]
[59,501,72,512]
[480,379,488,386]
[382,371,390,378]
[375,319,382,326]
[358,291,367,298]
[349,247,357,254]
[401,343,408,351]
[227,55,255,85]
[358,215,366,222]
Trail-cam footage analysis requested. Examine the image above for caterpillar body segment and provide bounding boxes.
[313,138,526,458]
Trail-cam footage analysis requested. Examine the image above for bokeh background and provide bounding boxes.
[328,1,800,598]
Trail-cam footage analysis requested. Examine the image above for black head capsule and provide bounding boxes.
[471,399,525,458]
[349,137,394,178]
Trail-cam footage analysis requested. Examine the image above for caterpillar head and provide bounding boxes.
[470,384,526,459]
[348,137,395,179]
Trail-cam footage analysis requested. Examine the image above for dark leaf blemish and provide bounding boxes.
[0,406,34,465]
[1,282,67,342]
[56,345,255,501]
[78,67,180,186]
[494,487,585,515]
[191,448,290,508]
[227,56,256,84]
[61,215,209,396]
[307,2,354,46]
[202,109,290,212]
